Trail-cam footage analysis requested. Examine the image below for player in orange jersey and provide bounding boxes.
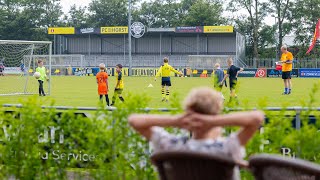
[96,63,109,106]
[277,45,293,95]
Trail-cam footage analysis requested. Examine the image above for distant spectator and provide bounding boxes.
[67,65,73,75]
[129,87,264,179]
[213,63,227,99]
[0,63,4,76]
[20,61,25,76]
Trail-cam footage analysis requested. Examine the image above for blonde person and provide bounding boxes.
[96,63,109,106]
[221,58,244,103]
[129,87,264,179]
[155,57,182,102]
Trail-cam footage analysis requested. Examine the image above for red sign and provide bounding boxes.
[255,68,266,78]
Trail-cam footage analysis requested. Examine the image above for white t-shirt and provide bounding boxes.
[150,127,245,180]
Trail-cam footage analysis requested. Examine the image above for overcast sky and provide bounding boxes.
[60,0,275,26]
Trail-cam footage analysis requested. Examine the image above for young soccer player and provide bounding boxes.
[213,63,226,99]
[221,58,244,103]
[36,59,48,96]
[96,63,109,106]
[129,87,264,177]
[278,45,293,95]
[155,57,182,102]
[111,64,124,106]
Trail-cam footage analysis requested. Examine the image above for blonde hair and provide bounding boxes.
[227,58,233,65]
[214,63,220,69]
[183,87,223,115]
[99,63,106,71]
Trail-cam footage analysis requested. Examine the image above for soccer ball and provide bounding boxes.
[33,72,41,79]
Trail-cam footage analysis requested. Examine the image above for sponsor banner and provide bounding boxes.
[203,26,234,33]
[76,28,100,34]
[101,27,128,34]
[238,69,257,77]
[132,68,157,76]
[48,27,75,35]
[3,67,22,74]
[299,68,320,78]
[131,68,185,77]
[267,69,299,77]
[91,68,114,76]
[147,28,175,32]
[175,26,203,33]
[72,68,96,76]
[121,68,129,76]
[255,68,267,78]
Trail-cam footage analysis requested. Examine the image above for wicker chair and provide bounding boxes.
[249,154,320,180]
[151,150,237,180]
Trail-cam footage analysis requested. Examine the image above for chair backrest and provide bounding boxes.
[151,150,237,180]
[249,154,320,180]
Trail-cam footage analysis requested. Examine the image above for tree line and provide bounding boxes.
[0,0,319,59]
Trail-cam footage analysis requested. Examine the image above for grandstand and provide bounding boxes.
[51,27,245,69]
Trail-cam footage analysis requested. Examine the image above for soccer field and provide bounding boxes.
[1,76,320,108]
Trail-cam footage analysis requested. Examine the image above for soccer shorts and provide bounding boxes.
[161,77,171,86]
[114,88,123,95]
[98,85,108,95]
[282,71,291,79]
[229,79,237,90]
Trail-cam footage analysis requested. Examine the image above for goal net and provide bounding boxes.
[0,40,52,96]
[187,55,236,70]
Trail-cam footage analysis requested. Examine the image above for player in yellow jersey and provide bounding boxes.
[155,57,182,102]
[278,46,293,95]
[111,64,124,106]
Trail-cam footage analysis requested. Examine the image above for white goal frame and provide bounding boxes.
[0,40,52,96]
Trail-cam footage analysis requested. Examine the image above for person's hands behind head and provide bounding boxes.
[176,111,213,132]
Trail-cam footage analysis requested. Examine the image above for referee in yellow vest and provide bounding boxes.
[155,57,182,102]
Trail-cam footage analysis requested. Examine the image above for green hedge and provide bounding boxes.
[0,87,320,179]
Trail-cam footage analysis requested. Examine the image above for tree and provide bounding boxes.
[229,0,269,67]
[183,0,225,26]
[64,5,90,28]
[0,0,63,40]
[88,0,129,26]
[268,0,293,58]
[133,1,164,27]
[291,0,320,47]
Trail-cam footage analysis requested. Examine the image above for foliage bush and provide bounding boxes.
[1,85,320,179]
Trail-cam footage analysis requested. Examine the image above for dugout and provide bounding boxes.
[50,26,246,69]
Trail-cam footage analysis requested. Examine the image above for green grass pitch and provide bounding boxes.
[1,76,320,108]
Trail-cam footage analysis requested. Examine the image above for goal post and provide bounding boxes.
[0,40,52,96]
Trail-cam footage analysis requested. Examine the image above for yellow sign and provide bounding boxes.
[122,68,129,76]
[203,26,233,33]
[48,27,75,34]
[101,27,128,34]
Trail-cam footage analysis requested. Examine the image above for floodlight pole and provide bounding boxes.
[128,0,132,76]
